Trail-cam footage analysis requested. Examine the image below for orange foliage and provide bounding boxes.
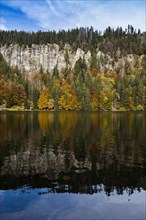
[58,82,79,110]
[91,68,100,77]
[90,88,98,109]
[1,81,26,107]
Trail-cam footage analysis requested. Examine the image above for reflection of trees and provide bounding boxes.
[38,112,146,165]
[16,182,144,197]
[1,145,146,195]
[38,112,54,133]
[38,112,78,147]
[58,112,78,145]
[0,112,41,160]
[0,112,146,195]
[0,112,26,141]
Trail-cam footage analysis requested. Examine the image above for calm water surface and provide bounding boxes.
[0,111,146,220]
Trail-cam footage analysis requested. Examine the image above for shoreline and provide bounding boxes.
[0,108,145,112]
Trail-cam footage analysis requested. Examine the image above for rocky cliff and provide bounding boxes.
[0,44,140,74]
[0,44,90,72]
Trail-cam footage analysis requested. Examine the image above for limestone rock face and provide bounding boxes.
[0,44,141,75]
[0,44,91,73]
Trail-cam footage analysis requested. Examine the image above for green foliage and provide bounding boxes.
[90,52,98,69]
[136,105,144,111]
[0,53,21,81]
[0,25,146,111]
[64,49,70,66]
[0,81,26,108]
[1,25,145,56]
[52,65,59,78]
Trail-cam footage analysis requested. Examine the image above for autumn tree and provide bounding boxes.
[38,89,49,110]
[58,82,79,110]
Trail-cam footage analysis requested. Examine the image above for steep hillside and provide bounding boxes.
[0,26,146,111]
[0,43,144,76]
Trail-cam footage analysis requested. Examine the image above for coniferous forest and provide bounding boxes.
[0,26,146,111]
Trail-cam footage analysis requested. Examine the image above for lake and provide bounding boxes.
[0,111,146,220]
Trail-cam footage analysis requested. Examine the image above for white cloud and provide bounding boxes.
[1,0,53,30]
[1,0,145,32]
[0,18,7,30]
[46,0,61,17]
[60,0,145,32]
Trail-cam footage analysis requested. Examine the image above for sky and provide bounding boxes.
[0,0,146,32]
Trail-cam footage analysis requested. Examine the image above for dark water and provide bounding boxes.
[0,111,146,220]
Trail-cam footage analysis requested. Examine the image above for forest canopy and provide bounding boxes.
[0,25,146,111]
[0,25,146,56]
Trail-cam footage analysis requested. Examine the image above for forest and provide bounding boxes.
[0,25,146,111]
[0,25,146,55]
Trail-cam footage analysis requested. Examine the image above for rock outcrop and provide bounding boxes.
[0,44,140,74]
[0,44,91,72]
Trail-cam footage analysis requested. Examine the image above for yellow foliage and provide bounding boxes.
[91,96,98,109]
[58,82,79,110]
[59,93,79,110]
[52,79,61,88]
[38,89,49,109]
[48,99,54,110]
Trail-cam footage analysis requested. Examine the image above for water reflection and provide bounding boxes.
[0,112,146,196]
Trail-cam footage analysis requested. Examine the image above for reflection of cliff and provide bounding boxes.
[1,146,146,194]
[0,112,146,194]
[1,147,92,178]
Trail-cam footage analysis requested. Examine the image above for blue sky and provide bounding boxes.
[0,0,145,32]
